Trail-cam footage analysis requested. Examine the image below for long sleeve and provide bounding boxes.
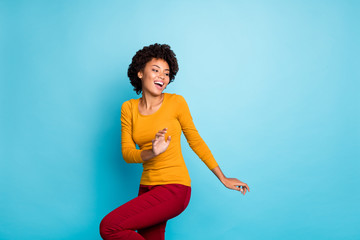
[121,101,144,164]
[177,95,219,170]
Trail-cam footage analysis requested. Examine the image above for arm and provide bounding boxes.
[121,101,144,163]
[140,128,171,161]
[177,95,250,194]
[121,102,171,163]
[140,150,156,161]
[211,165,250,195]
[177,95,218,170]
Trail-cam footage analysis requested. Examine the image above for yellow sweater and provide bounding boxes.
[121,92,218,187]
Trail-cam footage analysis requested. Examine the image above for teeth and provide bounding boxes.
[154,81,164,86]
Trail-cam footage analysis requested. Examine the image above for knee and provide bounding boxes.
[100,215,128,240]
[99,216,115,240]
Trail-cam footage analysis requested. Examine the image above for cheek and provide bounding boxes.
[142,73,155,84]
[149,72,158,81]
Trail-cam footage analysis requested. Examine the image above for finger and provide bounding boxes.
[155,133,165,138]
[153,136,161,142]
[167,136,171,142]
[240,182,249,190]
[240,187,245,195]
[246,184,250,192]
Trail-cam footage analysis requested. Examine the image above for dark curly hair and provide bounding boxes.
[127,43,179,95]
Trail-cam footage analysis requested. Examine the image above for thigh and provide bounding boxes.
[138,184,191,217]
[136,184,191,240]
[101,184,191,233]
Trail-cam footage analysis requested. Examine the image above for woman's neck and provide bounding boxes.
[140,92,164,110]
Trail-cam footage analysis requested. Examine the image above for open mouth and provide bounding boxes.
[154,81,164,89]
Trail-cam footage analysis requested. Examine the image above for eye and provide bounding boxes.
[152,69,158,72]
[165,73,169,76]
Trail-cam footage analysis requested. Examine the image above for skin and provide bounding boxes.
[137,58,250,195]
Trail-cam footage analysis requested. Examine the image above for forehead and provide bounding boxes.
[146,58,169,69]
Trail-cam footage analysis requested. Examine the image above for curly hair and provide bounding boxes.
[127,43,179,95]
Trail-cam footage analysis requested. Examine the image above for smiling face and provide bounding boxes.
[138,58,170,96]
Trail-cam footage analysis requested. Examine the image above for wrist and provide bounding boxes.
[211,166,227,184]
[151,148,158,157]
[141,149,157,161]
[220,176,228,184]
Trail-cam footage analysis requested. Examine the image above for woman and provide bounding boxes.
[100,43,250,240]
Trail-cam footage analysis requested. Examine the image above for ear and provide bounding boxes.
[137,71,143,79]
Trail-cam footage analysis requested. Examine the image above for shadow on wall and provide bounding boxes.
[93,75,142,226]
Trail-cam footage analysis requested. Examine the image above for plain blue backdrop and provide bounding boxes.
[1,0,359,239]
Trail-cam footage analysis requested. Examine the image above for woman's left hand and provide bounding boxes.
[222,177,250,195]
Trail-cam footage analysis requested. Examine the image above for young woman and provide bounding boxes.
[99,43,250,240]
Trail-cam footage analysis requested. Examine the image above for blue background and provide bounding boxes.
[1,1,359,239]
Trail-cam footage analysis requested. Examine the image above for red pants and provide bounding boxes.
[100,183,191,240]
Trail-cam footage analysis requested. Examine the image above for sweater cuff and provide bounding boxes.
[135,150,144,163]
[204,157,219,170]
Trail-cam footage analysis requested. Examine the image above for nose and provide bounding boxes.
[159,72,165,79]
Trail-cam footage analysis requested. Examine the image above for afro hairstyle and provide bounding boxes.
[127,43,179,95]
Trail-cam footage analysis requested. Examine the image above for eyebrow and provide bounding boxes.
[152,65,170,71]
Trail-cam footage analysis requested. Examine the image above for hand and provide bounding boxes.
[152,128,171,156]
[223,177,250,195]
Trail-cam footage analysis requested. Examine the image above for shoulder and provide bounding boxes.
[165,92,187,104]
[121,98,138,113]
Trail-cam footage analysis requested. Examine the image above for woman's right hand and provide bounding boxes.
[152,128,171,156]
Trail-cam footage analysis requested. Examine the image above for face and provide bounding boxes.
[138,58,170,96]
